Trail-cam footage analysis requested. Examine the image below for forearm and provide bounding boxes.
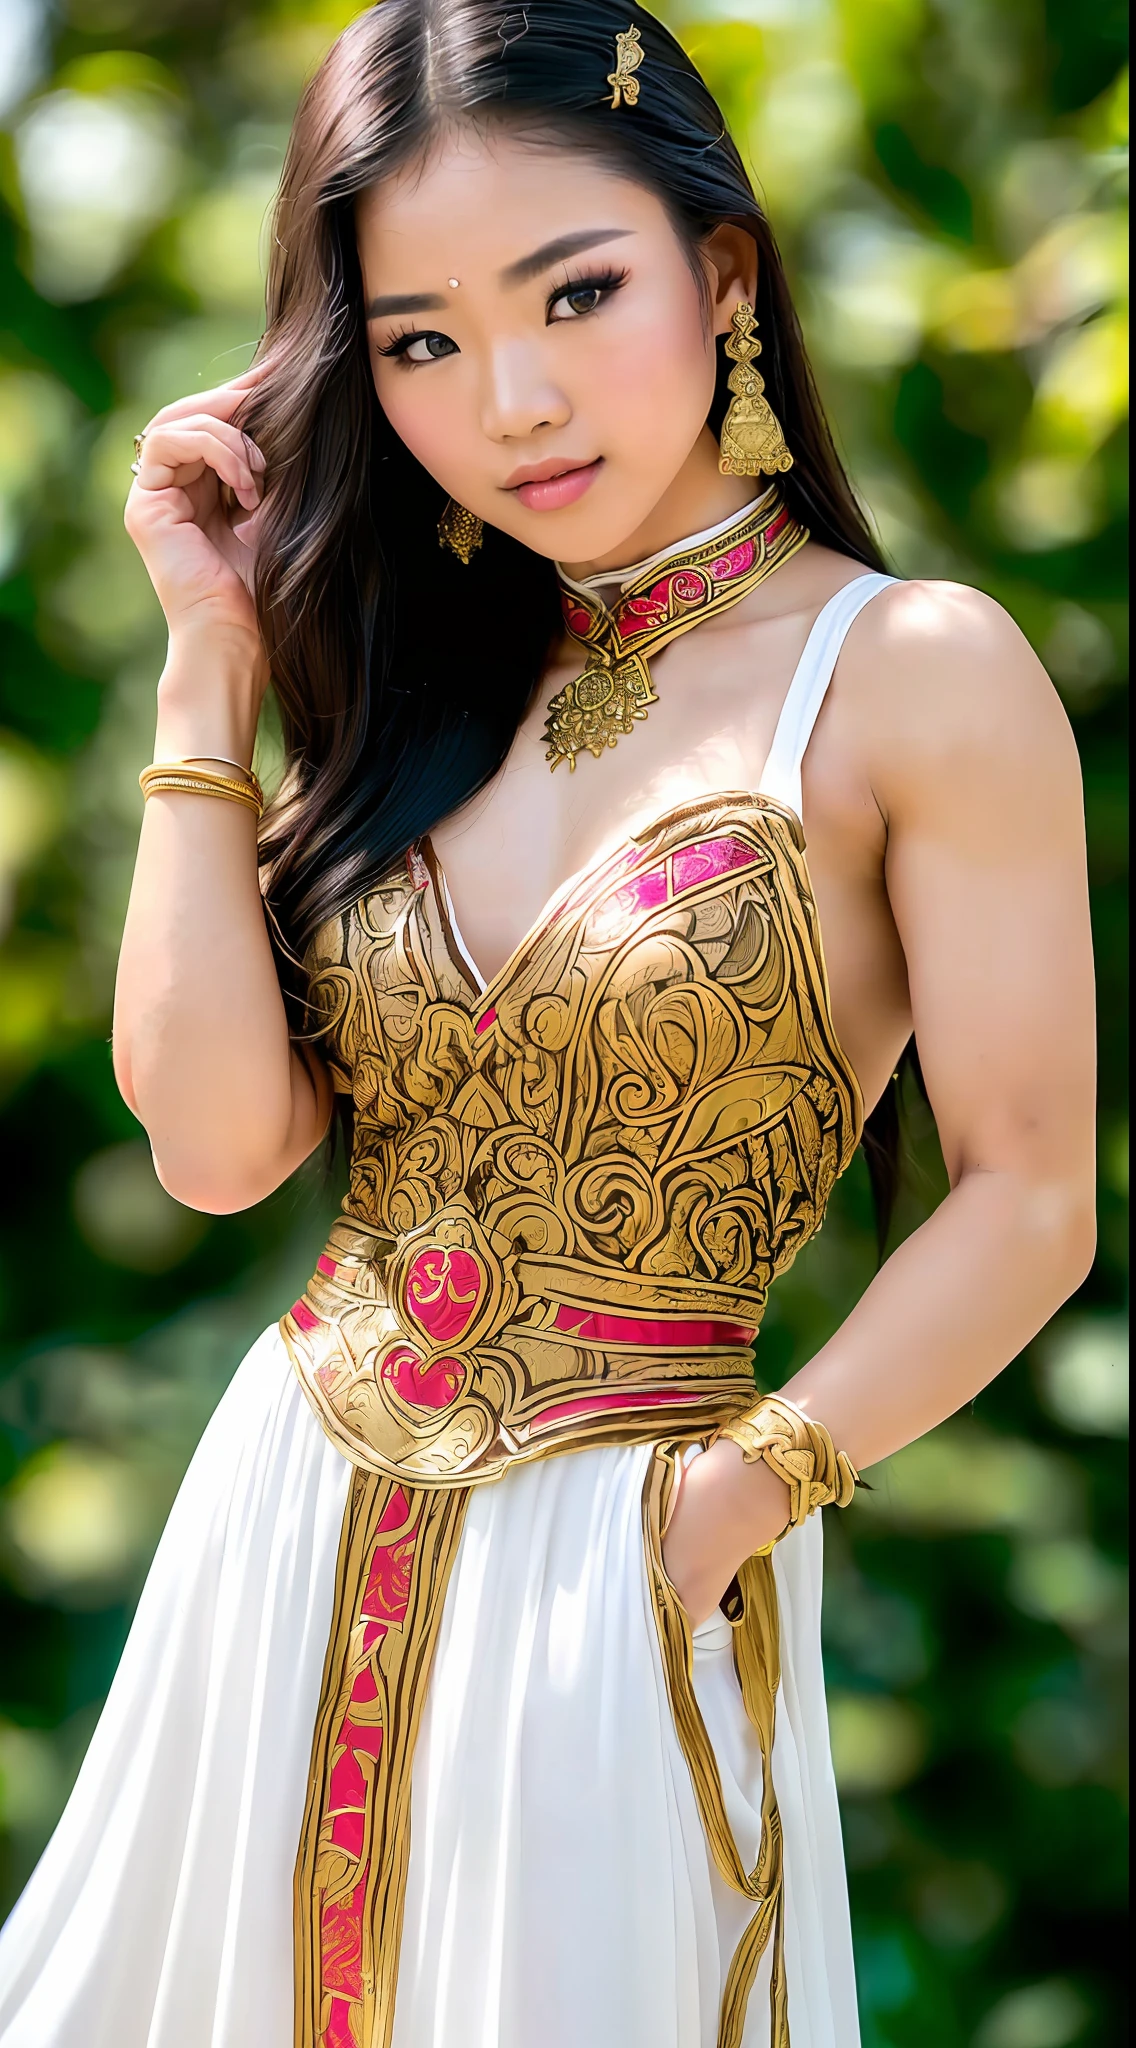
[782,1159,1096,1471]
[664,1161,1094,1627]
[113,638,328,1209]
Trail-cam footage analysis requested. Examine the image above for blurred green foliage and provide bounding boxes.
[0,3,1127,2044]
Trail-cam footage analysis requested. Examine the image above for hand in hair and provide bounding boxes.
[124,359,273,658]
[116,352,334,1213]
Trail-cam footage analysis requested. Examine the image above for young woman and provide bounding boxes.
[0,5,1095,2046]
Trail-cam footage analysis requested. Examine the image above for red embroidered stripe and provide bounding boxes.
[532,1386,726,1432]
[317,1487,419,2045]
[550,1304,754,1348]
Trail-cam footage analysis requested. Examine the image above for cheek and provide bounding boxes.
[589,289,715,445]
[372,362,461,478]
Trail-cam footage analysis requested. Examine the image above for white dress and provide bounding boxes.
[0,572,895,2048]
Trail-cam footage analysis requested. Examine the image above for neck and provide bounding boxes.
[559,428,754,581]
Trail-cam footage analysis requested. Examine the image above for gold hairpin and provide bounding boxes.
[607,24,643,109]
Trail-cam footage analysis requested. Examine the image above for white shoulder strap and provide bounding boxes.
[758,572,898,820]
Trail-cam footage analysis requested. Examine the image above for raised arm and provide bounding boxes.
[113,370,333,1213]
[665,581,1096,1621]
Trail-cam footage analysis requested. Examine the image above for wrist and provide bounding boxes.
[733,1449,792,1552]
[156,628,269,766]
[741,1457,793,1552]
[693,1437,791,1555]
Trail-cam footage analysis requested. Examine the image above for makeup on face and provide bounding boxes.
[364,228,634,323]
[359,138,733,563]
[504,457,605,512]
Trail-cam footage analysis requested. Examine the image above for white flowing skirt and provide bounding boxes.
[0,1327,859,2048]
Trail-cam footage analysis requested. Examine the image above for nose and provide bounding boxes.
[479,338,571,442]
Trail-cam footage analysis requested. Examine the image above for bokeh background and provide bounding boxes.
[0,2,1127,2042]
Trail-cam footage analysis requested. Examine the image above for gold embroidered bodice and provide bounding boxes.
[281,791,863,1488]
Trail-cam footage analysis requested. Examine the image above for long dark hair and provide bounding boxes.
[243,0,907,1235]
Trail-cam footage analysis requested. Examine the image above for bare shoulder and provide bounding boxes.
[848,576,1061,727]
[838,577,1082,821]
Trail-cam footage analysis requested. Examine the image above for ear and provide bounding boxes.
[702,226,758,337]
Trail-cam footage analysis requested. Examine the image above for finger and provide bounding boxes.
[226,353,277,389]
[230,501,265,552]
[143,354,275,431]
[226,504,264,589]
[134,424,262,509]
[144,413,262,467]
[141,413,266,488]
[145,386,245,429]
[135,434,257,509]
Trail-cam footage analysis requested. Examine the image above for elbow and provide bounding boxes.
[1061,1201,1098,1296]
[1024,1177,1097,1306]
[151,1147,293,1216]
[111,1034,140,1121]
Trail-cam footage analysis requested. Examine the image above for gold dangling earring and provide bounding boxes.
[718,302,794,478]
[437,498,484,565]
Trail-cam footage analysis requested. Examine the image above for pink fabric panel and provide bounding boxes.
[329,1800,366,1862]
[670,835,756,896]
[319,1867,369,2015]
[560,596,592,637]
[316,1486,424,2037]
[611,865,669,917]
[381,1346,465,1412]
[404,1247,483,1345]
[532,1386,724,1432]
[617,567,706,642]
[708,536,757,581]
[322,1992,359,2048]
[550,1304,754,1347]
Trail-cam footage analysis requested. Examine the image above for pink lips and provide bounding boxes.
[511,459,603,512]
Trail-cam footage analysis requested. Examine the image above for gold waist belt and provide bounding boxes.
[280,1209,761,1487]
[287,1211,789,2048]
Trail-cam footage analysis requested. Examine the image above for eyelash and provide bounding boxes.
[375,264,630,364]
[548,263,630,318]
[376,324,432,362]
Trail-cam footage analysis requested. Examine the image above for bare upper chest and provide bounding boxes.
[431,565,888,979]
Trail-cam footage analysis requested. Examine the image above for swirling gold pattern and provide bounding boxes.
[282,793,862,1485]
[290,791,861,2048]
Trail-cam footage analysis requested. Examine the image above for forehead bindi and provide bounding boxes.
[357,136,658,299]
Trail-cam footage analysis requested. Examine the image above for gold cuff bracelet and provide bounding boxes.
[717,1392,859,1535]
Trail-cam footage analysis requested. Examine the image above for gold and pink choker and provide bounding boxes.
[546,490,808,772]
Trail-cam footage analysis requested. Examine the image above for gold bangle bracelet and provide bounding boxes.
[139,765,262,817]
[180,755,264,802]
[140,763,260,801]
[140,772,261,815]
[717,1393,859,1535]
[145,756,264,808]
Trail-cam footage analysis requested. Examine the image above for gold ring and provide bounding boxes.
[130,429,146,477]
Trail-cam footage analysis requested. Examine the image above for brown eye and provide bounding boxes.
[552,285,603,320]
[548,269,628,323]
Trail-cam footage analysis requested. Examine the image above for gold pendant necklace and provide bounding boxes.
[545,491,808,772]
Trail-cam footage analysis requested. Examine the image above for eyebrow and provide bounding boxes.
[366,290,448,319]
[498,227,633,289]
[365,227,635,319]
